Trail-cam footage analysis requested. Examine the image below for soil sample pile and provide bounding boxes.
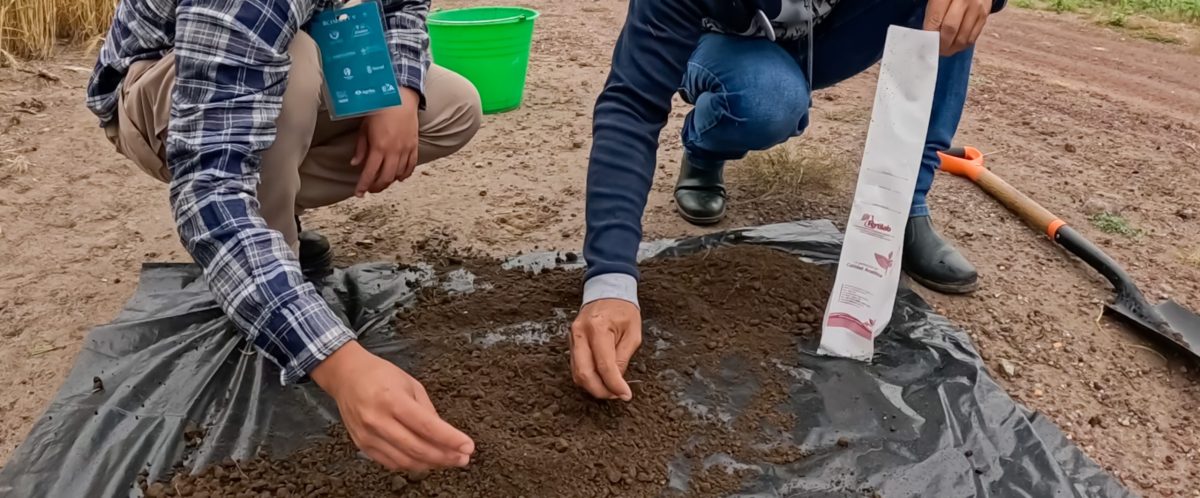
[148,246,834,497]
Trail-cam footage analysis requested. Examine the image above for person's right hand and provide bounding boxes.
[351,87,421,197]
[311,341,474,472]
[570,299,643,401]
[924,0,992,56]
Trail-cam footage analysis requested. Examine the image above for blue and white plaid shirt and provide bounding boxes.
[86,0,431,384]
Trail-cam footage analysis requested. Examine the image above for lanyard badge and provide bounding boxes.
[309,1,403,119]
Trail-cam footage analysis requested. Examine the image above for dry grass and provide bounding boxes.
[736,143,852,198]
[1,154,32,175]
[1015,0,1200,48]
[0,0,55,61]
[1183,247,1200,268]
[55,0,115,43]
[1111,12,1191,43]
[1131,27,1186,42]
[1014,0,1200,24]
[0,145,34,174]
[1,0,114,62]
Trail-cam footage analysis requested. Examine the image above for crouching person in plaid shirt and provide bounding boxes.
[86,0,480,471]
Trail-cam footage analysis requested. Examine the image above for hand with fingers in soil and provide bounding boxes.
[570,298,643,401]
[311,340,475,471]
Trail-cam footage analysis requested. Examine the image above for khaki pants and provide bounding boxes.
[106,31,482,250]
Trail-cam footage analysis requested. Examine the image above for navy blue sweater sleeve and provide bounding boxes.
[583,0,706,281]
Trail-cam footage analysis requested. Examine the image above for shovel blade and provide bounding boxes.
[1106,299,1200,355]
[1157,300,1200,352]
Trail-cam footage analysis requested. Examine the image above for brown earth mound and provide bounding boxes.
[143,246,841,497]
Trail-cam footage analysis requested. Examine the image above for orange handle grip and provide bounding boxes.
[937,146,986,180]
[939,147,1066,239]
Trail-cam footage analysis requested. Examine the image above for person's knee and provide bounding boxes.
[450,85,483,153]
[722,81,809,151]
[283,32,323,109]
[429,72,483,156]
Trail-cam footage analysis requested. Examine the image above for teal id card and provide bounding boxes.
[309,2,402,119]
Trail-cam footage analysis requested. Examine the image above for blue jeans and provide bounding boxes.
[680,0,972,218]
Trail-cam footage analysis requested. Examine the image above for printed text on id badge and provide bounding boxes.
[310,2,403,119]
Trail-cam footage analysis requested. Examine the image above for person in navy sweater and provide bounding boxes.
[571,0,1006,401]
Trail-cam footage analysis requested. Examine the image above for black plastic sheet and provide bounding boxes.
[0,221,1132,497]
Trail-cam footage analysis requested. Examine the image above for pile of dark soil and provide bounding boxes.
[144,246,836,497]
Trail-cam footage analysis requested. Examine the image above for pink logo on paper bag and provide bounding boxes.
[874,251,895,273]
[860,214,893,234]
[827,312,876,340]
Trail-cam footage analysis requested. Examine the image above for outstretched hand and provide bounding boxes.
[312,341,474,472]
[924,0,993,56]
[570,299,643,401]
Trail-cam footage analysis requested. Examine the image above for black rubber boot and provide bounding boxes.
[902,215,979,294]
[673,154,727,226]
[296,217,334,281]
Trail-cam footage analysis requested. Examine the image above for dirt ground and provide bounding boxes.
[144,246,830,498]
[1,3,1199,496]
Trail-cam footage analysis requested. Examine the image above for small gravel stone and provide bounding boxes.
[998,359,1018,379]
[390,476,408,492]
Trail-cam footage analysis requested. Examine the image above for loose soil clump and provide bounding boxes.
[144,246,833,497]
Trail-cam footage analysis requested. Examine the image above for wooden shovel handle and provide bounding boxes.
[938,147,1066,239]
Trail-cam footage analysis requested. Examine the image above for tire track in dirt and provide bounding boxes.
[983,10,1200,123]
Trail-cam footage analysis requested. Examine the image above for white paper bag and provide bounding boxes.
[818,26,940,361]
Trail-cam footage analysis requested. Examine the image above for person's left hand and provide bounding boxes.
[924,0,992,56]
[352,87,421,196]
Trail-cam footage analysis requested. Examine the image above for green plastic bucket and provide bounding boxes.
[428,7,540,114]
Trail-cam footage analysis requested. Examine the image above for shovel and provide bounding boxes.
[938,146,1200,356]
